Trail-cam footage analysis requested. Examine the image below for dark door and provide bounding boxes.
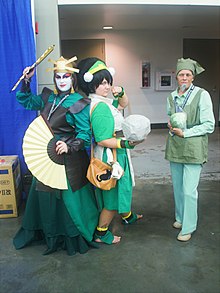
[61,39,105,63]
[183,39,220,125]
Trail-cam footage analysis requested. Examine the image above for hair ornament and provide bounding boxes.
[108,67,115,76]
[47,56,79,73]
[84,72,94,82]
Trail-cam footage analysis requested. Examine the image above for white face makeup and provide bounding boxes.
[55,72,72,92]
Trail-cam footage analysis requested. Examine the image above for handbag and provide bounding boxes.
[87,102,117,190]
[86,145,117,191]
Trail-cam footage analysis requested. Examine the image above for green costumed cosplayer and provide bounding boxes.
[77,57,143,245]
[165,58,215,242]
[13,56,99,255]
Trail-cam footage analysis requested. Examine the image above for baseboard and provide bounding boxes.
[151,123,220,129]
[151,123,167,129]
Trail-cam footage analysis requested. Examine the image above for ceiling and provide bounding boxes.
[58,4,220,36]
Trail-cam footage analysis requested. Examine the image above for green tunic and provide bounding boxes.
[91,102,133,214]
[13,90,99,255]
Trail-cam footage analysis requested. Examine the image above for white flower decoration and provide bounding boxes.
[84,72,93,82]
[108,67,115,76]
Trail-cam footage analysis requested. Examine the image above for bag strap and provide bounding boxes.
[90,103,117,163]
[90,141,117,162]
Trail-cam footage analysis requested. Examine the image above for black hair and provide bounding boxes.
[77,57,113,96]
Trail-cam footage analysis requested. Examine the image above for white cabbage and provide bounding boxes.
[122,115,151,141]
[170,112,187,130]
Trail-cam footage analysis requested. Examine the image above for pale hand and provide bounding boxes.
[168,121,184,137]
[56,141,68,154]
[129,139,144,146]
[23,66,35,79]
[171,128,184,137]
[112,86,123,97]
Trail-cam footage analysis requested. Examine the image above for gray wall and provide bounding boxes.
[34,1,220,124]
[34,0,61,93]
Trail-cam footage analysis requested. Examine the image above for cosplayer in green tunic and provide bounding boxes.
[165,58,215,242]
[13,56,99,255]
[91,101,133,212]
[77,57,143,245]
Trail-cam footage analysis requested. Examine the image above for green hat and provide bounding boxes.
[176,58,205,76]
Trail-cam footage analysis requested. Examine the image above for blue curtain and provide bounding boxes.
[0,0,37,174]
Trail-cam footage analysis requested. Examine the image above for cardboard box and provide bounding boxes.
[0,155,22,218]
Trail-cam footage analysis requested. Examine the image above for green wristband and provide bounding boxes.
[125,140,134,149]
[120,140,134,149]
[118,87,125,98]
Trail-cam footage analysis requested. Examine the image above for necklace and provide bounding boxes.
[174,85,195,113]
[47,94,69,120]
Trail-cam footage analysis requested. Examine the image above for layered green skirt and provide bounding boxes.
[13,178,99,255]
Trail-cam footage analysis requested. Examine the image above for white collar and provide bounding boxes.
[89,93,113,106]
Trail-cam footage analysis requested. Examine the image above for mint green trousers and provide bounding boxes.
[170,162,202,235]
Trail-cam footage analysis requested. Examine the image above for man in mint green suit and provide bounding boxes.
[165,58,215,241]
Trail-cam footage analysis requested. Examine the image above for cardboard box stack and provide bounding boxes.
[0,155,22,218]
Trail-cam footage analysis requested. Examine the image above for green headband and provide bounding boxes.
[83,60,115,82]
[89,61,107,74]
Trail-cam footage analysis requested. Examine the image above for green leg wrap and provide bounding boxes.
[122,212,138,224]
[94,230,114,245]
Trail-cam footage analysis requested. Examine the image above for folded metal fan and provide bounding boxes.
[22,115,68,189]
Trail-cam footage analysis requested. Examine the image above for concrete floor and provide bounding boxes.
[0,128,220,293]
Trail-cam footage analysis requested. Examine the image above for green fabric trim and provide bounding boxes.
[122,213,137,224]
[112,99,119,108]
[125,140,135,149]
[62,183,99,242]
[94,230,114,244]
[16,90,44,110]
[13,178,98,255]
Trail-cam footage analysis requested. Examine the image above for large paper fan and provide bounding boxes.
[23,115,68,189]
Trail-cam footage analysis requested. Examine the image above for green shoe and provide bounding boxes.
[122,212,138,224]
[94,230,114,245]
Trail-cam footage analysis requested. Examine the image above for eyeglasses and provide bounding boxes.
[177,73,193,78]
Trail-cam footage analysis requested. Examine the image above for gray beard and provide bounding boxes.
[179,84,187,92]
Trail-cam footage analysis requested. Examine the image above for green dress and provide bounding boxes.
[13,89,99,255]
[91,100,133,214]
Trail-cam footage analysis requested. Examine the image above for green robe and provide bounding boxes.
[13,90,99,255]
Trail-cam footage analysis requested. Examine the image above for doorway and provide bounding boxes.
[183,39,220,126]
[61,39,105,63]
